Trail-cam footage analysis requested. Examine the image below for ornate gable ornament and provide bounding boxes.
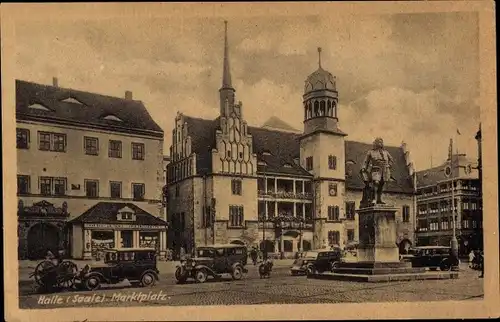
[18,200,69,217]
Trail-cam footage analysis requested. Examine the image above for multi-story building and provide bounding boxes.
[16,79,168,260]
[415,150,482,255]
[165,23,416,258]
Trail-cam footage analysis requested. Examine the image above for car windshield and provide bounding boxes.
[197,248,215,257]
[302,251,318,259]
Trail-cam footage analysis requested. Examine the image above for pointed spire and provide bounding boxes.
[222,20,233,89]
[317,47,322,69]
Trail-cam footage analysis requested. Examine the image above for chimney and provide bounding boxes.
[52,77,58,87]
[125,90,133,100]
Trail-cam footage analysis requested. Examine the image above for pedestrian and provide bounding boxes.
[180,246,186,260]
[468,250,475,268]
[250,247,258,265]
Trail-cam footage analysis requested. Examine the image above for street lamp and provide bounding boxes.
[449,138,459,271]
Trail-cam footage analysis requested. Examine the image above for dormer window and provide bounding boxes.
[28,103,51,111]
[61,97,85,105]
[262,151,272,156]
[103,114,123,122]
[283,163,292,168]
[117,206,136,221]
[257,160,267,166]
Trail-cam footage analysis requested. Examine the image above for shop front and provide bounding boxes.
[69,202,168,260]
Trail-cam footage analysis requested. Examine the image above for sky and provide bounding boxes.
[13,11,481,170]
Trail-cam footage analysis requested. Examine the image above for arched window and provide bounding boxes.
[320,100,326,116]
[314,101,319,117]
[332,101,337,118]
[327,100,332,116]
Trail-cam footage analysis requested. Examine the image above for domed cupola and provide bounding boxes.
[302,47,344,137]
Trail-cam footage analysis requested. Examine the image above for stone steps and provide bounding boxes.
[309,271,459,283]
[333,267,426,275]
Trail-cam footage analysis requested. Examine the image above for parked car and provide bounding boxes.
[290,249,343,276]
[75,248,159,291]
[409,246,456,271]
[175,244,248,284]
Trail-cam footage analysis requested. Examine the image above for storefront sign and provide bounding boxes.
[84,223,166,229]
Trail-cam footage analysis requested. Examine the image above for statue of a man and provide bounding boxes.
[360,137,395,206]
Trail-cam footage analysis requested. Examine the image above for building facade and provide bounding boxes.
[16,79,168,260]
[415,151,482,255]
[165,23,416,258]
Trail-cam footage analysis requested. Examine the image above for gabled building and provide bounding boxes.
[165,22,416,258]
[16,79,168,260]
[415,151,482,255]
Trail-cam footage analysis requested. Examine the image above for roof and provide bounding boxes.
[16,80,163,137]
[178,115,414,194]
[69,202,167,226]
[304,67,336,93]
[416,154,479,187]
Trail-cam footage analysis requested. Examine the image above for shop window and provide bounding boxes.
[120,230,133,248]
[140,232,159,249]
[302,240,312,251]
[328,231,340,246]
[283,240,293,252]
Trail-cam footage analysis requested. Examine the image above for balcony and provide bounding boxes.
[258,190,313,200]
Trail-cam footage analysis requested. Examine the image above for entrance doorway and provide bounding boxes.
[27,223,60,260]
[120,230,133,248]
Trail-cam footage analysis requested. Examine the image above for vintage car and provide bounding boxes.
[290,248,343,276]
[74,248,159,290]
[409,246,457,271]
[175,244,248,283]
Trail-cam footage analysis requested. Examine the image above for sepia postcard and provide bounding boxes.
[2,2,499,321]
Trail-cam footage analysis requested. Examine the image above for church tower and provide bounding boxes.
[299,48,348,249]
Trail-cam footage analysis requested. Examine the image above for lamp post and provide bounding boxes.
[449,138,459,270]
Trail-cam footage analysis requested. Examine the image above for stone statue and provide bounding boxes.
[360,137,395,207]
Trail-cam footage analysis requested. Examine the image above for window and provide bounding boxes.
[327,206,340,221]
[85,180,99,198]
[121,212,133,220]
[132,142,145,160]
[306,157,313,171]
[231,179,242,195]
[110,181,122,198]
[39,177,66,196]
[54,178,66,195]
[17,175,30,194]
[84,137,99,155]
[347,229,355,242]
[229,205,244,227]
[109,140,122,158]
[328,155,337,170]
[328,231,340,245]
[346,202,356,220]
[38,132,66,152]
[16,128,30,149]
[132,183,145,200]
[402,205,410,222]
[175,185,179,197]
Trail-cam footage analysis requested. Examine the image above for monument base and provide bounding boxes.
[307,204,459,282]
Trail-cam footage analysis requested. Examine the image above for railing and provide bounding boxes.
[257,190,313,200]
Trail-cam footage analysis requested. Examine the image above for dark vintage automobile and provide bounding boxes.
[175,244,248,283]
[74,248,159,290]
[408,246,457,271]
[290,249,343,276]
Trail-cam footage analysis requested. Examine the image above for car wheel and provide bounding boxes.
[232,266,243,280]
[440,261,451,271]
[175,267,187,284]
[140,272,156,287]
[195,269,208,283]
[331,261,339,271]
[84,276,101,291]
[306,265,315,276]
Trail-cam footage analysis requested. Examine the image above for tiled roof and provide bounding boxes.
[16,80,163,136]
[261,116,301,133]
[181,115,414,193]
[69,202,167,226]
[416,154,478,187]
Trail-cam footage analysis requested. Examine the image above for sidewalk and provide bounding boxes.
[18,259,295,283]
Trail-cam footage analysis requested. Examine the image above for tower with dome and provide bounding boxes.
[165,22,416,258]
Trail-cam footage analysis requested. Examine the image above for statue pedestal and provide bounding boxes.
[307,204,459,282]
[357,205,400,263]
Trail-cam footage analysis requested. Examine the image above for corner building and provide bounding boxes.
[166,23,416,257]
[16,79,168,260]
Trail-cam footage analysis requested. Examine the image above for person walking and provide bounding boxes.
[479,250,484,278]
[250,247,258,265]
[469,250,475,268]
